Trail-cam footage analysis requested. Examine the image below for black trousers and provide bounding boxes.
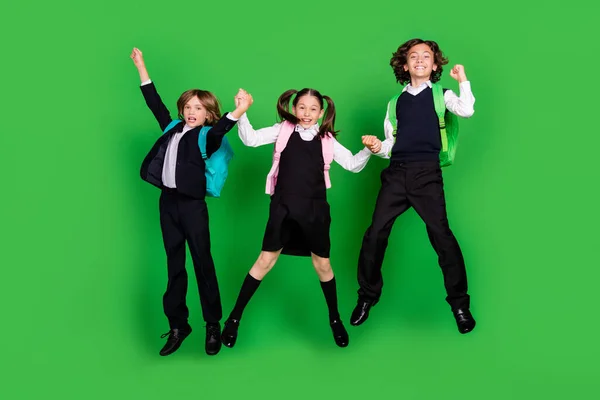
[159,190,222,328]
[357,161,470,310]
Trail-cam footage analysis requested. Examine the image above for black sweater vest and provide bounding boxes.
[275,131,326,199]
[390,87,441,162]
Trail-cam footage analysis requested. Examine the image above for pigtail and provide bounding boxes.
[319,95,339,138]
[277,89,299,124]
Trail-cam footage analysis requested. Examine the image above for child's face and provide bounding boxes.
[183,96,208,128]
[292,95,324,129]
[403,43,438,82]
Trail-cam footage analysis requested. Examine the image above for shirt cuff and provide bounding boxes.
[375,146,389,158]
[226,112,239,121]
[141,79,152,86]
[459,81,471,91]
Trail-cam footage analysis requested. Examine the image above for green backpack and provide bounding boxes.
[387,83,459,167]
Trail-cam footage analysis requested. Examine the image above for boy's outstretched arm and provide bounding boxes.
[446,64,475,118]
[205,89,254,157]
[230,89,253,119]
[131,47,173,131]
[131,48,150,83]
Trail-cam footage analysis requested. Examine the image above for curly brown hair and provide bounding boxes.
[390,38,448,85]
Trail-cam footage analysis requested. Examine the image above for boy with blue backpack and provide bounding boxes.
[350,39,477,334]
[130,48,251,356]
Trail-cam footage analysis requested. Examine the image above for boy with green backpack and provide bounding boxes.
[351,39,477,334]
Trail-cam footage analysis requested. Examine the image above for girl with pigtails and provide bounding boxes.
[220,88,380,349]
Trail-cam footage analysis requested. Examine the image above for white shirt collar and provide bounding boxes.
[402,80,432,92]
[181,124,195,133]
[295,122,320,135]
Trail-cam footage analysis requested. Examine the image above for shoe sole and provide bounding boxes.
[350,316,368,326]
[221,331,238,348]
[159,341,184,356]
[205,347,222,356]
[159,333,190,356]
[459,323,476,334]
[159,349,179,356]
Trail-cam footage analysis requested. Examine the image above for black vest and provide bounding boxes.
[275,131,326,199]
[391,87,442,162]
[140,123,208,199]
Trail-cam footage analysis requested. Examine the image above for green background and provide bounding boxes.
[1,0,598,398]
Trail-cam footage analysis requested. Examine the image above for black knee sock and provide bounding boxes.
[229,274,262,320]
[320,277,341,321]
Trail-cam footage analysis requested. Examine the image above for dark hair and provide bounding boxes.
[177,89,222,126]
[390,38,448,85]
[276,88,338,137]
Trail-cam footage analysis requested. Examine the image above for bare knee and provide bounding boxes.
[250,250,281,279]
[311,254,333,281]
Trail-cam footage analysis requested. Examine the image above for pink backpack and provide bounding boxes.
[265,120,335,195]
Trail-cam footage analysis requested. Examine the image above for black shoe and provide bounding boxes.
[350,299,373,326]
[205,323,222,355]
[453,308,476,334]
[330,319,349,347]
[221,318,240,348]
[159,328,191,356]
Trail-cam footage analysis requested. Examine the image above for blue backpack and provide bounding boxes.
[163,120,234,198]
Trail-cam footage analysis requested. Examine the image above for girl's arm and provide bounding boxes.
[237,114,282,147]
[233,90,280,147]
[131,48,173,131]
[332,138,373,173]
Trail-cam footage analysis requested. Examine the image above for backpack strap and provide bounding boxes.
[387,94,401,137]
[274,121,295,154]
[197,126,212,160]
[387,94,401,157]
[431,83,448,152]
[163,119,181,134]
[321,133,335,189]
[265,121,295,194]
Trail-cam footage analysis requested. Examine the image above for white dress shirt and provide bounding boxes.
[161,124,193,188]
[375,80,476,159]
[237,114,372,173]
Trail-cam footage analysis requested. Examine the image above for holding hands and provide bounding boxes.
[231,88,254,119]
[362,135,382,154]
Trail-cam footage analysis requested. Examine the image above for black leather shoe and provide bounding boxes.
[453,308,476,334]
[205,323,222,355]
[330,319,349,347]
[221,318,240,348]
[350,299,373,326]
[159,328,191,356]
